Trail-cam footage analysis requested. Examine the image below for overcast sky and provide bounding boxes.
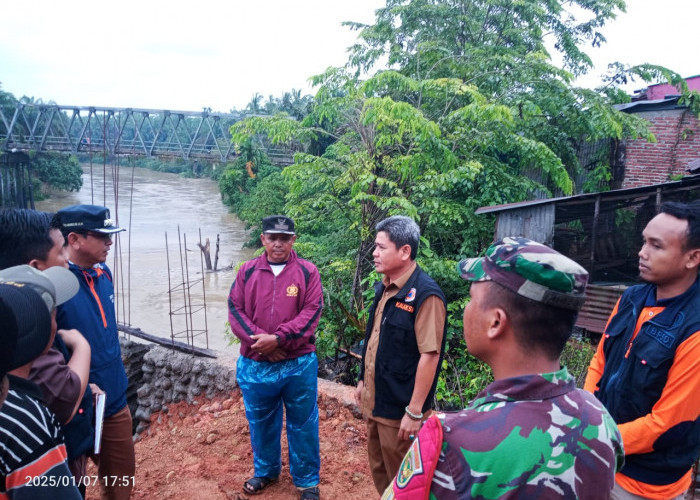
[0,0,696,113]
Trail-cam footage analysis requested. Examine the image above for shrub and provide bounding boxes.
[435,320,596,411]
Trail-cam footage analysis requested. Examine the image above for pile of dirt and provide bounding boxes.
[85,388,378,500]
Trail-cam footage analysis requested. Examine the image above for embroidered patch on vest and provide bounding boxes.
[395,302,414,313]
[380,486,395,500]
[396,437,424,489]
[645,326,675,348]
[286,284,299,297]
[405,288,417,302]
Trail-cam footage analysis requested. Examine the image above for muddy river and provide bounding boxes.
[37,165,255,355]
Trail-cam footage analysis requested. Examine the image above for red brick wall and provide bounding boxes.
[622,109,700,189]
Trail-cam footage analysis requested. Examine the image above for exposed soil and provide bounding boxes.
[85,387,377,500]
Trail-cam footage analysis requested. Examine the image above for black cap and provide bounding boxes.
[0,284,52,375]
[262,215,295,235]
[0,288,18,378]
[57,204,125,234]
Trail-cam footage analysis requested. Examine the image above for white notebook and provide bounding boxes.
[94,393,106,454]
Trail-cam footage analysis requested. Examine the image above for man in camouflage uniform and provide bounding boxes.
[383,237,624,499]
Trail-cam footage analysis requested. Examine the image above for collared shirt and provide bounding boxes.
[361,263,445,423]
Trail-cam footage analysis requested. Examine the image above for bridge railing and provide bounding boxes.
[0,103,297,165]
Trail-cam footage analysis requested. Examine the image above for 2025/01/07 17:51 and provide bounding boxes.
[25,475,135,488]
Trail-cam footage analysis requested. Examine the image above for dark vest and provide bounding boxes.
[360,266,447,420]
[595,277,700,485]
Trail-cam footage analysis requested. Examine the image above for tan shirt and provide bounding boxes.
[360,263,446,424]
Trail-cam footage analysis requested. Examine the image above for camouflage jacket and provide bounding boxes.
[383,367,624,499]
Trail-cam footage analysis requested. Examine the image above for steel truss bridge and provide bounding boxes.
[0,102,294,164]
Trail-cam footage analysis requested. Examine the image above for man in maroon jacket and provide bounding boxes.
[228,215,323,500]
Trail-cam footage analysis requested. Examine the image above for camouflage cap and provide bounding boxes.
[458,236,589,311]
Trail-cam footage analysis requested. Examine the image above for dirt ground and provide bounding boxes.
[85,388,377,500]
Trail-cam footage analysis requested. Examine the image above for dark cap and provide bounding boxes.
[0,289,18,377]
[458,236,589,311]
[0,283,52,374]
[0,265,79,312]
[262,215,295,235]
[57,204,125,234]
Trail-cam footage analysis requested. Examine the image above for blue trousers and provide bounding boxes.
[236,352,320,488]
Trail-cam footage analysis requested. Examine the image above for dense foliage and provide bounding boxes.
[215,0,693,407]
[28,152,83,196]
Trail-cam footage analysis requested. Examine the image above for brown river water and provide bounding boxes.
[37,165,254,356]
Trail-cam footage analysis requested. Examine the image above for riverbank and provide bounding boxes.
[121,339,358,439]
[87,339,372,500]
[87,389,374,500]
[37,164,255,353]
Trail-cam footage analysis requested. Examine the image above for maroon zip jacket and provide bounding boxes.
[227,249,323,360]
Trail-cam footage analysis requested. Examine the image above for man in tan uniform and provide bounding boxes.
[354,215,447,494]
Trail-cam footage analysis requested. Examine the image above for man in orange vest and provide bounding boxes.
[586,200,700,499]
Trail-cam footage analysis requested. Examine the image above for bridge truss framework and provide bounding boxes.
[0,102,294,164]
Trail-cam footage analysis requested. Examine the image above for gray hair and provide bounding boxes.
[376,216,420,260]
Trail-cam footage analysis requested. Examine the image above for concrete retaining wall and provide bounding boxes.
[120,339,238,438]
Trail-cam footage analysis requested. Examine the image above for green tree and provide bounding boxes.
[218,137,288,245]
[279,89,313,120]
[0,83,17,115]
[344,0,662,193]
[245,93,264,114]
[345,0,625,79]
[224,0,687,400]
[229,67,559,354]
[28,152,83,195]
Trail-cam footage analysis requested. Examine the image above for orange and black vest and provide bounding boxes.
[595,278,700,485]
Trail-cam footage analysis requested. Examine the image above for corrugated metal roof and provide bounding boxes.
[688,158,700,173]
[476,195,569,215]
[613,95,688,113]
[614,96,683,113]
[475,174,700,215]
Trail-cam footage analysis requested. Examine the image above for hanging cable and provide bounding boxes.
[102,110,107,205]
[126,155,135,328]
